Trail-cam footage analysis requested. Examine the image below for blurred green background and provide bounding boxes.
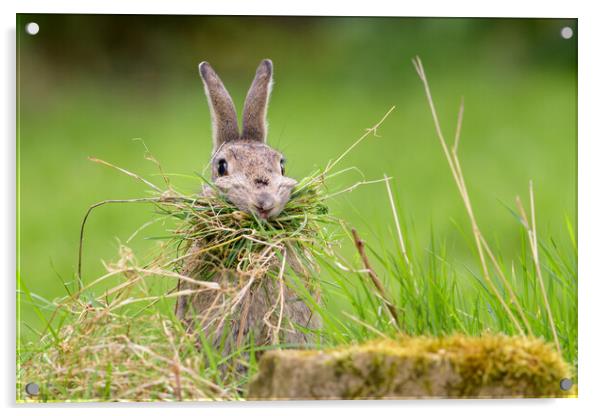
[17,15,577,340]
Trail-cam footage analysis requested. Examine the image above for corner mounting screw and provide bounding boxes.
[25,382,40,396]
[25,22,40,36]
[559,378,573,391]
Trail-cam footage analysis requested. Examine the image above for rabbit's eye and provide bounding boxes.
[280,158,285,175]
[217,159,228,176]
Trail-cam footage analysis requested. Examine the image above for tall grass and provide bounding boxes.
[314,58,576,367]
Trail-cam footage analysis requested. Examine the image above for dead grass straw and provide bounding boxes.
[412,56,532,337]
[351,228,401,329]
[516,182,561,352]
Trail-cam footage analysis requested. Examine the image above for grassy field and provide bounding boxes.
[17,16,576,400]
[18,68,576,327]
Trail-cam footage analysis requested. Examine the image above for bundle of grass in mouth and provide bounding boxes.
[163,172,331,282]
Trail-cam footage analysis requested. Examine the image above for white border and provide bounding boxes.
[3,1,600,415]
[4,0,584,17]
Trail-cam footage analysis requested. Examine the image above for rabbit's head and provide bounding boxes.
[199,59,296,219]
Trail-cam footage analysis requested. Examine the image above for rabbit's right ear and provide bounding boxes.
[199,62,240,152]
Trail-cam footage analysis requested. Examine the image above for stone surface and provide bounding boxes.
[247,335,575,400]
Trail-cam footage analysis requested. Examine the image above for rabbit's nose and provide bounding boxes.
[254,177,270,187]
[255,193,276,211]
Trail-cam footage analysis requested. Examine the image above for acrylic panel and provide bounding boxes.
[16,14,577,402]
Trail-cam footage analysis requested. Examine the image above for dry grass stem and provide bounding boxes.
[413,56,526,335]
[263,250,287,344]
[478,235,533,335]
[351,228,401,330]
[384,175,413,275]
[516,182,561,353]
[326,106,396,173]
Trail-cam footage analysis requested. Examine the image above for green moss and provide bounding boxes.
[252,334,575,399]
[351,335,574,397]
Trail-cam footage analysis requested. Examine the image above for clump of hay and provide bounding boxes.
[19,310,232,402]
[162,172,332,290]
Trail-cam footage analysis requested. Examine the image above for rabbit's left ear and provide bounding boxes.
[241,59,273,143]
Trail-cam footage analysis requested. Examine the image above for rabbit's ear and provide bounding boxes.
[199,62,240,152]
[241,59,273,143]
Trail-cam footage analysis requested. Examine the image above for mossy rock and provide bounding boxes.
[248,335,576,400]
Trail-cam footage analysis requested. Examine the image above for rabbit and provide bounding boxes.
[174,59,320,367]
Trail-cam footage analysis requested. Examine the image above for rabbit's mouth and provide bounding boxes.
[254,207,274,220]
